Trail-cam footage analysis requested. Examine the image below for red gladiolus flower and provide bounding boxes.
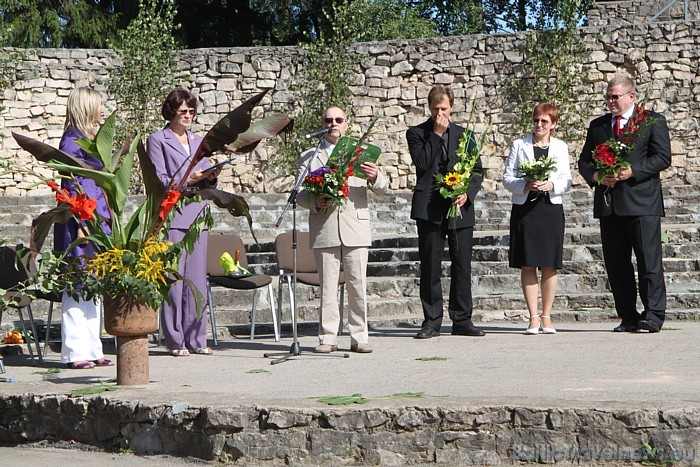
[70,194,96,221]
[49,181,74,206]
[158,190,181,220]
[340,183,349,198]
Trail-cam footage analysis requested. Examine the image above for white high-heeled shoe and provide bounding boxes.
[525,316,540,335]
[541,315,556,334]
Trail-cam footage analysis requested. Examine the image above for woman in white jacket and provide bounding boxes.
[503,103,572,335]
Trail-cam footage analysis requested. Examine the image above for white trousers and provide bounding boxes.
[61,293,104,364]
[314,245,369,346]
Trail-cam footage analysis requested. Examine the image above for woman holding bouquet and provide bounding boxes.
[147,89,221,356]
[503,103,572,335]
[55,87,113,369]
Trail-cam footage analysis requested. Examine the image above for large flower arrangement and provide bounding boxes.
[434,105,490,218]
[593,103,657,180]
[5,91,291,317]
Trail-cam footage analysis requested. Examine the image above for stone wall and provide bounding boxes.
[588,1,700,27]
[1,20,699,197]
[1,395,699,464]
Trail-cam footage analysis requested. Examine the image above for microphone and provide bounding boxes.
[304,127,333,139]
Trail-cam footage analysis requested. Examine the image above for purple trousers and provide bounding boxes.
[161,229,209,351]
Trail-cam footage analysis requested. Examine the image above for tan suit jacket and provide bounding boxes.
[298,143,388,248]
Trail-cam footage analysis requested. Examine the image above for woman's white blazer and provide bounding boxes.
[503,134,572,205]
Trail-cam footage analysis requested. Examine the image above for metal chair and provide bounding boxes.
[274,231,344,335]
[206,233,278,342]
[0,246,43,364]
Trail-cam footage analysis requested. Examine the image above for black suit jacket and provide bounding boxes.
[406,118,484,228]
[578,109,671,218]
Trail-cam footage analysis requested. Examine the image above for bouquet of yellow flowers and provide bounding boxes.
[434,106,490,218]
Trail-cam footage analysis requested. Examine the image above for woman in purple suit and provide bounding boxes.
[147,89,221,357]
[55,87,114,369]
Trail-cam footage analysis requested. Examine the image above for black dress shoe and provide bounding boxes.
[638,320,661,333]
[415,327,440,339]
[612,323,639,333]
[451,321,485,337]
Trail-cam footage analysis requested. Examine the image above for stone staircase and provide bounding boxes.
[1,186,699,335]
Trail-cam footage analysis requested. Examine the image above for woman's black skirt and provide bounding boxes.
[508,193,564,269]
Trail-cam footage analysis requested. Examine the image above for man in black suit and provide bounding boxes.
[578,75,671,333]
[406,85,485,339]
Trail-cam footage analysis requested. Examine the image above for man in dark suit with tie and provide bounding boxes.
[406,85,485,339]
[578,75,672,333]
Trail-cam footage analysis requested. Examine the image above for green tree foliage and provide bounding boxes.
[108,0,180,190]
[0,0,140,48]
[271,0,440,176]
[505,0,593,140]
[1,1,591,48]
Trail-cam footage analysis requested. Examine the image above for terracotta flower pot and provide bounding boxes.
[102,294,158,386]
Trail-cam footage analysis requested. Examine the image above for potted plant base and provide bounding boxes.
[103,294,158,386]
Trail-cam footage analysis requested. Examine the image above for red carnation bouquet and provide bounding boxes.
[593,103,657,180]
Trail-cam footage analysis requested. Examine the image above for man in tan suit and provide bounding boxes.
[298,107,388,353]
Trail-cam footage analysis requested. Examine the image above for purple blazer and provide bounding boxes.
[146,125,216,229]
[54,127,112,259]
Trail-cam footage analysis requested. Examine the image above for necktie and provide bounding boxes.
[440,132,449,172]
[613,116,622,138]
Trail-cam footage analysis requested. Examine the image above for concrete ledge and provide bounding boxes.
[1,395,699,464]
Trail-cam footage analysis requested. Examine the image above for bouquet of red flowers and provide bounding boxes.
[303,165,352,211]
[302,119,380,212]
[593,103,657,180]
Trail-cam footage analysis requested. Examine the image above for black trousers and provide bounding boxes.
[416,219,474,330]
[600,214,666,326]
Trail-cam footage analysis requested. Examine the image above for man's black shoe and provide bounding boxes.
[415,327,440,339]
[612,323,639,333]
[451,321,485,337]
[638,320,661,333]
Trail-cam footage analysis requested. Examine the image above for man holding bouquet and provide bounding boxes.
[406,85,485,339]
[578,75,672,333]
[297,107,387,353]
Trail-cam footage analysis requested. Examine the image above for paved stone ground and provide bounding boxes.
[2,321,699,406]
[1,321,699,465]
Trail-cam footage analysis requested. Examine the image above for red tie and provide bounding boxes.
[613,117,622,137]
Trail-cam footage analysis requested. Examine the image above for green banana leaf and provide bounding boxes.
[74,111,116,170]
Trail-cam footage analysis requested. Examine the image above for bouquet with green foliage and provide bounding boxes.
[434,106,490,218]
[516,156,557,202]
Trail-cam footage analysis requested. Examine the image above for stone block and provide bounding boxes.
[217,79,237,91]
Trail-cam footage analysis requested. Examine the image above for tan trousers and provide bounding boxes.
[314,245,369,346]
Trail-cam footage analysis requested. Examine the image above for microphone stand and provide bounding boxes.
[264,135,349,364]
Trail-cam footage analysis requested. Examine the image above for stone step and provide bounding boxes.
[204,285,700,324]
[209,291,700,333]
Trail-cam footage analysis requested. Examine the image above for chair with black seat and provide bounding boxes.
[206,233,278,342]
[36,289,63,357]
[0,245,43,364]
[274,231,345,335]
